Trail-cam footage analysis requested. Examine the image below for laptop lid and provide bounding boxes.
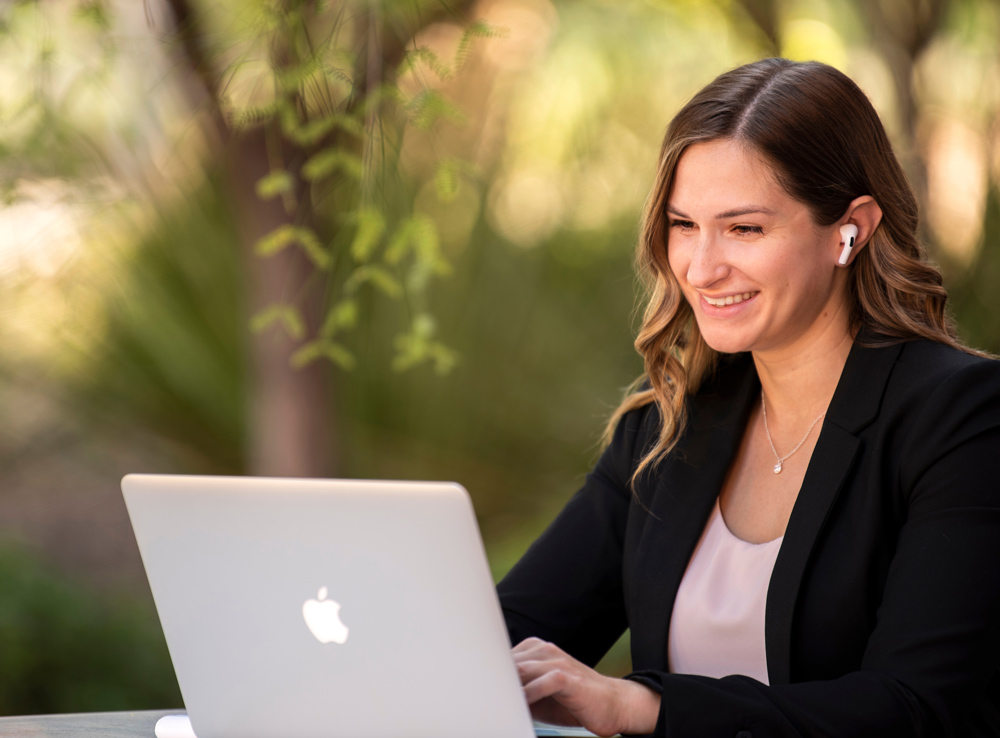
[122,474,536,738]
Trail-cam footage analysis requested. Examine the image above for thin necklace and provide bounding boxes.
[761,389,826,474]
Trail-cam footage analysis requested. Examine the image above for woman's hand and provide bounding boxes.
[512,637,661,737]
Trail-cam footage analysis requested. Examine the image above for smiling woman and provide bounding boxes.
[496,58,1000,737]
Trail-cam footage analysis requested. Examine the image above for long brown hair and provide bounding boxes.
[606,57,969,485]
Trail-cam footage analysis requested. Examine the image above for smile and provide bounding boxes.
[702,291,759,307]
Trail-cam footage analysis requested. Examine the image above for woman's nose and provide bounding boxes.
[685,235,729,289]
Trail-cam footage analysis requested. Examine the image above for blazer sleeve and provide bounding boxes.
[625,359,1000,738]
[496,401,652,668]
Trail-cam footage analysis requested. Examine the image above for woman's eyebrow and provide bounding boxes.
[666,205,778,219]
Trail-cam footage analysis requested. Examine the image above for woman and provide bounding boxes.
[497,58,1000,737]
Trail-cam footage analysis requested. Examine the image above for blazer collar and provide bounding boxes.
[629,332,905,683]
[825,328,906,434]
[766,331,904,684]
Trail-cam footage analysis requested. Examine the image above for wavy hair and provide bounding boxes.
[605,57,971,485]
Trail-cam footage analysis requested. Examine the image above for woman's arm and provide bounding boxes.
[497,401,652,666]
[513,637,661,737]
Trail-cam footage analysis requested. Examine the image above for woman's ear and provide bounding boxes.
[835,195,883,266]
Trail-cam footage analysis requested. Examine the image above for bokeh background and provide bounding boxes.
[1,0,999,715]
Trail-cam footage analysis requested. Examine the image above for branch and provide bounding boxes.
[161,0,230,141]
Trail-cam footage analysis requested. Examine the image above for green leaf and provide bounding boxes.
[229,101,280,130]
[291,340,356,370]
[384,219,416,265]
[254,225,331,269]
[330,114,364,138]
[350,208,385,262]
[360,83,405,119]
[250,304,305,340]
[384,217,451,292]
[302,148,364,182]
[454,21,510,73]
[396,47,452,80]
[320,299,358,337]
[295,228,332,270]
[344,265,402,298]
[323,64,354,87]
[434,160,460,202]
[255,225,297,256]
[255,170,294,200]
[285,113,364,146]
[278,104,300,139]
[391,316,457,374]
[406,90,466,131]
[275,55,324,90]
[429,343,459,375]
[414,313,436,337]
[410,215,443,265]
[386,216,437,265]
[433,158,478,203]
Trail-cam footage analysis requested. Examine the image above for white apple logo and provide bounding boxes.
[302,587,350,644]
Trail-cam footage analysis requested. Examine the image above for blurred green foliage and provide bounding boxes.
[72,178,248,475]
[0,542,181,715]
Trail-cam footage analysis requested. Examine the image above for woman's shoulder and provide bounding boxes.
[895,336,998,372]
[881,339,1000,485]
[890,338,1000,404]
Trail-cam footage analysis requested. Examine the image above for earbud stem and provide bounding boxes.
[838,238,854,266]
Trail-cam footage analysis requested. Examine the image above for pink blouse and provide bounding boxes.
[667,498,783,685]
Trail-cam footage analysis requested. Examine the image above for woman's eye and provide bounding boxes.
[733,224,763,235]
[669,220,695,230]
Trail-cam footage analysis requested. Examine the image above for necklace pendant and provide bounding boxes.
[773,462,782,474]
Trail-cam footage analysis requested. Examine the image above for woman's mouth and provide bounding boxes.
[701,291,759,307]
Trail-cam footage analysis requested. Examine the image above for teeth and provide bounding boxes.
[704,291,757,307]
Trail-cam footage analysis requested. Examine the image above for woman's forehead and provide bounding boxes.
[669,140,792,213]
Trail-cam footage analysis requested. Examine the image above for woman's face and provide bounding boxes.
[666,139,848,356]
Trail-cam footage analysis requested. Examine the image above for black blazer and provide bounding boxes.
[497,335,1000,737]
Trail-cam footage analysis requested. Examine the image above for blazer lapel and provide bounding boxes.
[630,354,760,672]
[765,336,904,685]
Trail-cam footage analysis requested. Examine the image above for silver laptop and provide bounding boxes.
[122,474,541,738]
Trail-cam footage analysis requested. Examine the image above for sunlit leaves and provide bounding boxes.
[406,89,466,130]
[284,113,364,146]
[453,20,509,73]
[393,315,457,375]
[291,340,356,370]
[349,208,386,262]
[344,265,402,298]
[251,304,305,340]
[384,215,451,290]
[255,225,331,269]
[396,21,508,81]
[396,47,452,80]
[320,299,358,337]
[358,83,405,119]
[385,215,435,264]
[232,6,503,374]
[255,170,294,200]
[229,102,281,131]
[275,55,324,92]
[434,158,478,202]
[301,148,364,181]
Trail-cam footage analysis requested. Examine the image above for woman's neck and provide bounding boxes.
[752,317,856,424]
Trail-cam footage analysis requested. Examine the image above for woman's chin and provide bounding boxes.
[697,328,758,355]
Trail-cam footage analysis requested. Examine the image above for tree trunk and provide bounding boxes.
[225,129,335,477]
[165,0,335,477]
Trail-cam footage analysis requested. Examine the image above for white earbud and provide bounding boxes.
[838,224,859,266]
